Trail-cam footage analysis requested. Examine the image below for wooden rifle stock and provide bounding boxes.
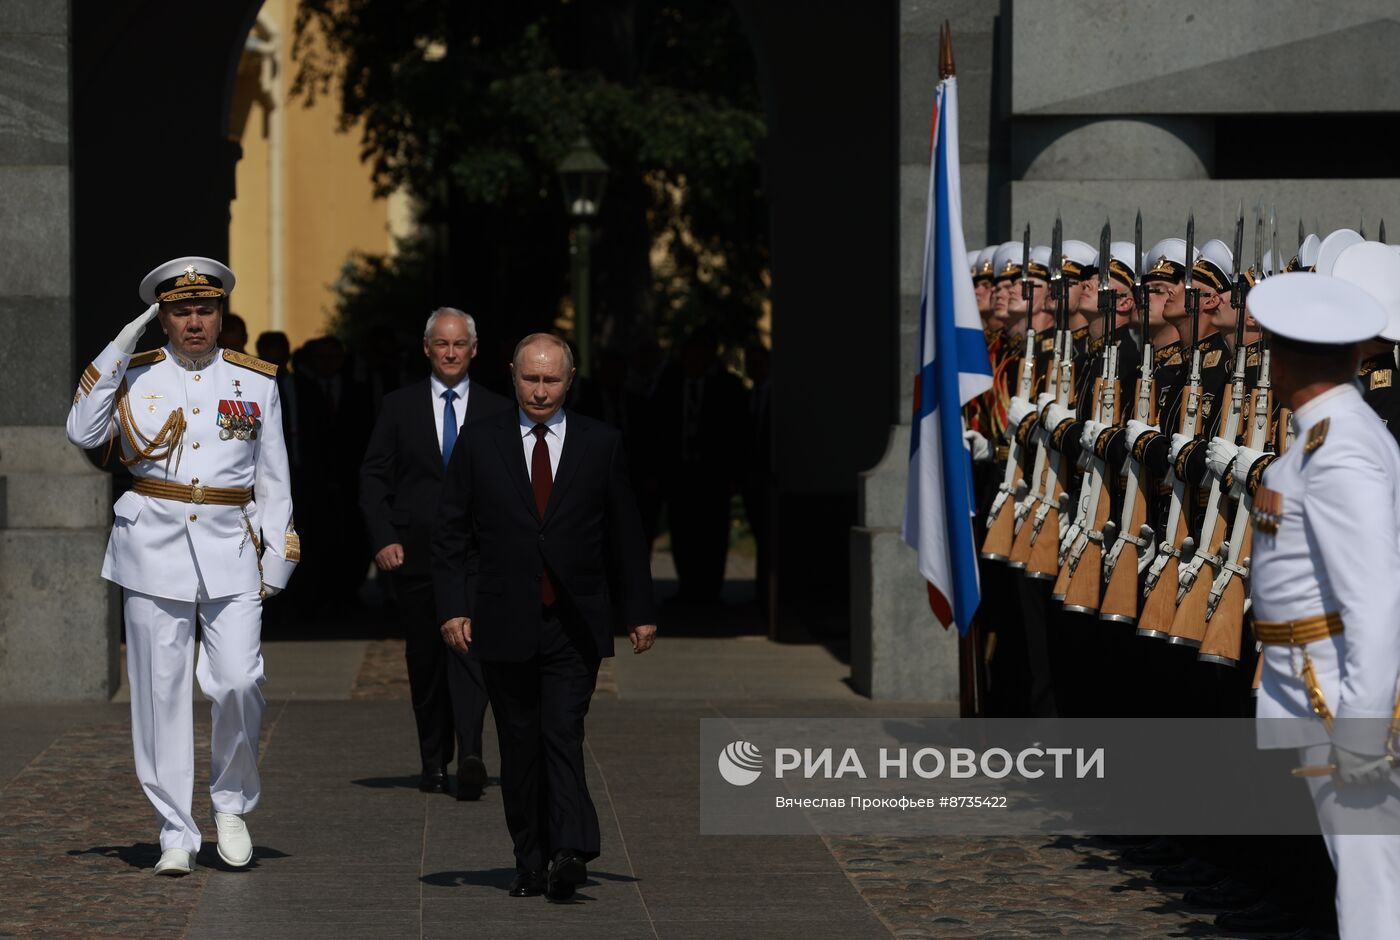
[1025,342,1076,578]
[1138,348,1206,638]
[1063,349,1122,613]
[1199,351,1273,666]
[1169,344,1248,647]
[1100,346,1158,625]
[981,328,1037,561]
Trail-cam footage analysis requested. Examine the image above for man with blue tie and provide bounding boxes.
[360,308,511,797]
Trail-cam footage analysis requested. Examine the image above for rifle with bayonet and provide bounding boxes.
[1169,207,1249,647]
[1100,212,1156,625]
[1198,208,1270,665]
[1018,218,1076,578]
[980,224,1036,561]
[1061,220,1122,613]
[1138,213,1205,638]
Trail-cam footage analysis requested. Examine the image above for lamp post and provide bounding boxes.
[556,134,609,377]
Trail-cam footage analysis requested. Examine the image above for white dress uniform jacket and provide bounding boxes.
[66,342,298,600]
[1253,382,1400,753]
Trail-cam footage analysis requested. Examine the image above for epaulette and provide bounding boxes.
[1304,418,1329,453]
[223,349,277,377]
[130,348,166,368]
[1370,368,1393,391]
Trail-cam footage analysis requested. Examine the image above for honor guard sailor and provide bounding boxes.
[1247,272,1400,940]
[66,257,297,876]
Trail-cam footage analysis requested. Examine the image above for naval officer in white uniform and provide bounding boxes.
[66,257,298,876]
[1225,272,1400,939]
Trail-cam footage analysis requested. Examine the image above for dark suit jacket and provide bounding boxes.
[359,377,512,580]
[431,409,655,662]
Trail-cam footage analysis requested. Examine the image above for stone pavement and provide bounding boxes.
[1,612,1265,938]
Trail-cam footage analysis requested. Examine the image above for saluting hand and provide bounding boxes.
[629,624,657,655]
[441,617,471,655]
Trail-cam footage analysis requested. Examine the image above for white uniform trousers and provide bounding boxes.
[1298,743,1400,940]
[124,589,266,853]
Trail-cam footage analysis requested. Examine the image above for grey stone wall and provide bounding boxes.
[0,3,119,703]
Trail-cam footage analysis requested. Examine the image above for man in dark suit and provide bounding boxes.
[433,333,657,901]
[360,308,511,798]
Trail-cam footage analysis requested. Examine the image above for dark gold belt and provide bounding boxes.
[132,478,253,506]
[1252,611,1344,645]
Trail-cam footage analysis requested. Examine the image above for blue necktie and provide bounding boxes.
[441,390,458,466]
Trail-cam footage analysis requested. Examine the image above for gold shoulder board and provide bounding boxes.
[1203,349,1222,370]
[1305,418,1329,453]
[1371,369,1393,391]
[129,348,166,368]
[223,349,277,377]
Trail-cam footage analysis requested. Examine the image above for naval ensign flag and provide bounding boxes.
[900,68,991,635]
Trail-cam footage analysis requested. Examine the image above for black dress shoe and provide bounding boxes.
[1215,899,1303,933]
[419,766,448,793]
[456,755,487,802]
[546,850,587,901]
[508,870,545,897]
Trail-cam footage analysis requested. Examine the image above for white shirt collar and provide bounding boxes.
[519,407,566,439]
[1292,381,1361,430]
[430,373,471,400]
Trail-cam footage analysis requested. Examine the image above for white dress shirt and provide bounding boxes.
[430,374,471,451]
[520,408,566,480]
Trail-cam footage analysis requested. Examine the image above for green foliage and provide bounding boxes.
[292,0,769,353]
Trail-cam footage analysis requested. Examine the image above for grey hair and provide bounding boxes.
[423,307,477,342]
[512,333,575,372]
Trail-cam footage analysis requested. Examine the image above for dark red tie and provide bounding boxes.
[531,425,556,605]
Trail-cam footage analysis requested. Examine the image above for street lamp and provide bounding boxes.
[556,134,609,377]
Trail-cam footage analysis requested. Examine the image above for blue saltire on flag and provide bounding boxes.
[900,72,992,635]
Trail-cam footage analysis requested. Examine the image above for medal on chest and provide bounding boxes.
[217,380,261,440]
[1252,486,1283,534]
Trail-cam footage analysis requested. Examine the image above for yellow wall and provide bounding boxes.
[229,0,406,351]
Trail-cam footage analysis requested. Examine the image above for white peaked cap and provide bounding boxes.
[1296,233,1322,269]
[1247,272,1386,344]
[1313,229,1364,276]
[1331,241,1400,342]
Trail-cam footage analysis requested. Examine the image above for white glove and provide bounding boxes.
[1168,432,1193,465]
[1035,391,1055,414]
[1204,437,1239,478]
[1044,403,1072,429]
[1234,445,1265,474]
[1125,419,1159,449]
[1080,420,1105,452]
[1007,396,1034,429]
[260,582,282,599]
[1332,744,1392,786]
[963,428,990,462]
[115,303,160,355]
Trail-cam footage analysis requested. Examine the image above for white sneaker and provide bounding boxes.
[213,812,254,868]
[154,848,194,876]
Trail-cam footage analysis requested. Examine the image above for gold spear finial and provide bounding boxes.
[939,20,956,80]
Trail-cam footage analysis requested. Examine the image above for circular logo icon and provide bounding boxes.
[718,741,763,786]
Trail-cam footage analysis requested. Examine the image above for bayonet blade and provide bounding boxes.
[1184,212,1195,290]
[1383,219,1389,244]
[1272,207,1280,277]
[1051,213,1063,282]
[1361,214,1368,240]
[1134,210,1144,288]
[1232,202,1244,274]
[1022,223,1030,277]
[1260,201,1271,280]
[1099,219,1112,285]
[1298,218,1305,250]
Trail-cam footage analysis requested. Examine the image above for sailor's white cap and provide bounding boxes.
[1060,239,1096,279]
[1143,237,1200,283]
[973,245,998,280]
[1247,272,1387,345]
[1313,229,1364,276]
[1027,245,1052,280]
[1330,242,1400,342]
[993,241,1024,282]
[139,257,235,306]
[1194,238,1234,291]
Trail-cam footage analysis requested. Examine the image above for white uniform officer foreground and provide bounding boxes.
[66,257,298,876]
[1244,272,1400,940]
